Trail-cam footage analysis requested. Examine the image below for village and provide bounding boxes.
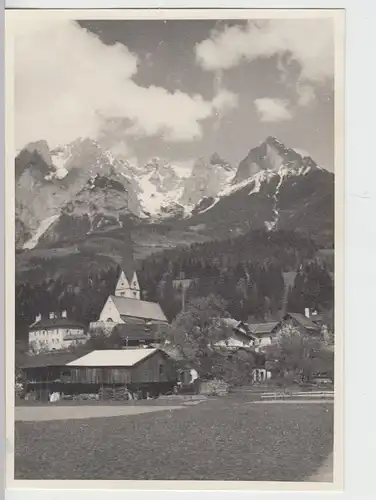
[16,265,334,403]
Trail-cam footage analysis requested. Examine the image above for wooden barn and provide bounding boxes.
[20,348,178,400]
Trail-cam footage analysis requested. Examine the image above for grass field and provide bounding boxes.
[14,396,333,481]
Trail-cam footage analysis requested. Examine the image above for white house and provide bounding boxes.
[28,310,87,353]
[214,319,258,350]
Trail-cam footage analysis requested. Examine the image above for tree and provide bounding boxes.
[265,323,334,382]
[85,328,124,350]
[159,274,181,321]
[161,294,233,378]
[161,294,257,384]
[213,348,256,386]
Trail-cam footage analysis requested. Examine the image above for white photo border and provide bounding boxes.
[1,1,375,500]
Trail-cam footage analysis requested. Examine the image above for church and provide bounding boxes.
[91,268,168,346]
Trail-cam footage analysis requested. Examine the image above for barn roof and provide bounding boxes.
[19,351,87,369]
[112,323,160,341]
[248,322,279,335]
[29,318,85,331]
[110,295,168,322]
[67,348,163,367]
[285,313,320,331]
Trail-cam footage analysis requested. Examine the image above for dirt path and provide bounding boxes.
[15,405,184,421]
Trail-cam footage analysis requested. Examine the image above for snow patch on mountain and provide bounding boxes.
[264,163,312,231]
[265,170,285,231]
[170,162,193,179]
[51,153,69,179]
[137,170,184,216]
[23,214,60,249]
[218,177,258,198]
[248,170,276,195]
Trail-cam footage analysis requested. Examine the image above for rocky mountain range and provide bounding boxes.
[15,135,334,280]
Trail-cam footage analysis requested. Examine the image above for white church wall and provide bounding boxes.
[98,296,124,323]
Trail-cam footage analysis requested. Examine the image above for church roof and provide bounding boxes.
[110,295,168,322]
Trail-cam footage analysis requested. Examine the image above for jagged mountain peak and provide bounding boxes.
[209,152,232,170]
[23,140,52,165]
[233,136,321,184]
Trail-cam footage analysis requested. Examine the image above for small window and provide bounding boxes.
[159,364,164,376]
[133,291,137,297]
[107,318,113,322]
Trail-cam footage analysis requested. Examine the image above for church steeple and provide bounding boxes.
[115,269,141,300]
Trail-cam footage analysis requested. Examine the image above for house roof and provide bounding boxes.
[248,322,279,335]
[19,351,87,369]
[222,318,241,329]
[29,318,85,331]
[110,295,167,322]
[67,348,162,367]
[112,323,160,341]
[285,312,320,331]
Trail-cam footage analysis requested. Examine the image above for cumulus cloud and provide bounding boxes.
[14,20,237,150]
[254,98,292,122]
[296,83,317,107]
[195,19,333,113]
[195,19,334,82]
[212,89,239,113]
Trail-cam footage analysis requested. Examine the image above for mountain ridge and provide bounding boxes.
[15,136,334,260]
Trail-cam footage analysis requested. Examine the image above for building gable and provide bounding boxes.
[284,313,320,332]
[99,296,124,323]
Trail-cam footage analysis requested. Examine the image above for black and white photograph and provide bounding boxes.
[6,8,344,488]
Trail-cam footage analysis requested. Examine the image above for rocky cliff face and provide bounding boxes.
[15,138,140,249]
[15,135,334,256]
[176,138,334,247]
[180,154,235,207]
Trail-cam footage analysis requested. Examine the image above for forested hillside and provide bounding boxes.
[15,229,333,343]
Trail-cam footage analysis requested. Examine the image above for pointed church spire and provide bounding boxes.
[115,269,141,300]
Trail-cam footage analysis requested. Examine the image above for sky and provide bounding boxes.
[14,18,334,171]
